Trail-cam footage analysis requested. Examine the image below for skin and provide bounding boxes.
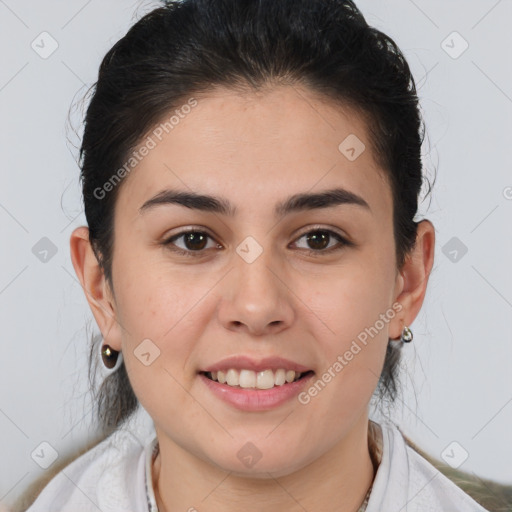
[70,84,435,512]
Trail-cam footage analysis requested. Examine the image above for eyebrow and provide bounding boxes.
[139,187,371,217]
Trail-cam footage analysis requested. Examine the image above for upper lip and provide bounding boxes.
[201,355,313,373]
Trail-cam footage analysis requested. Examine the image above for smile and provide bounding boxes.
[202,369,314,390]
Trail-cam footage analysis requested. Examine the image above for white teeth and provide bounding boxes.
[205,368,306,389]
[274,369,286,386]
[226,369,239,386]
[239,369,256,388]
[256,369,275,389]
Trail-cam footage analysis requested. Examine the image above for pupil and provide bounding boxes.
[307,231,329,250]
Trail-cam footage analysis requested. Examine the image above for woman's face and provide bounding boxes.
[101,85,405,475]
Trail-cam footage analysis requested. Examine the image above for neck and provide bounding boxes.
[152,414,381,512]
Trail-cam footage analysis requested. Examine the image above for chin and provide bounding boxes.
[205,444,314,479]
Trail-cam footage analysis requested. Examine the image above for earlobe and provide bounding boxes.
[389,220,436,340]
[69,226,122,351]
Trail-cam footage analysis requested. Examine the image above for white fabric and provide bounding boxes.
[25,420,489,512]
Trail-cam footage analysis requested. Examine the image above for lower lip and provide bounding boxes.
[199,372,315,411]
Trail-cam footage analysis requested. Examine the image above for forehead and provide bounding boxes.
[116,84,392,220]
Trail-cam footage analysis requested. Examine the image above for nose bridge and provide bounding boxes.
[217,232,294,334]
[233,233,280,303]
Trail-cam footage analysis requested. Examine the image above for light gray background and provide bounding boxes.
[1,0,511,508]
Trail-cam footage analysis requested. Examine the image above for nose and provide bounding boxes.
[216,246,295,336]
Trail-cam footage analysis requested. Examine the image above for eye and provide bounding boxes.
[291,228,352,255]
[162,226,353,257]
[162,229,220,256]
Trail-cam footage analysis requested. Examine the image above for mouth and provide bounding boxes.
[200,369,315,390]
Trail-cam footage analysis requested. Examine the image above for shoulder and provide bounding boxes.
[368,421,490,512]
[401,426,511,511]
[404,440,489,511]
[25,427,152,512]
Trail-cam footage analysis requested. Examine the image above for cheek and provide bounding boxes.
[115,267,204,424]
[112,254,221,401]
[113,245,202,336]
[295,245,395,391]
[302,257,394,338]
[299,279,390,421]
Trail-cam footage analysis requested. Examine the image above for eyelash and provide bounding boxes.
[161,226,353,258]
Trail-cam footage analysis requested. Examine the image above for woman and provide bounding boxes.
[24,0,493,510]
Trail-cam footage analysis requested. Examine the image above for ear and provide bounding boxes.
[69,226,123,351]
[389,219,435,340]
